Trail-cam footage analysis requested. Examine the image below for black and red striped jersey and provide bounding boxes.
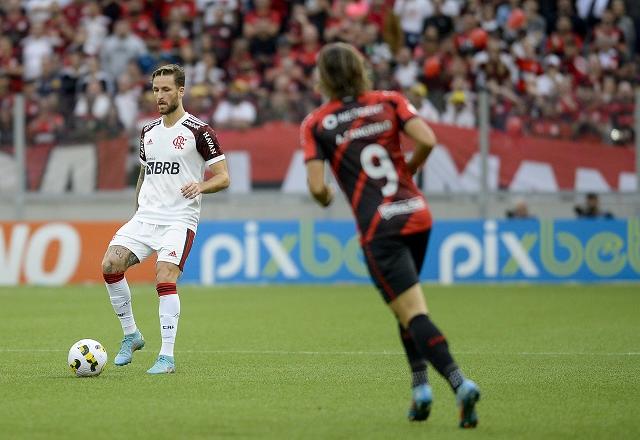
[301,90,432,243]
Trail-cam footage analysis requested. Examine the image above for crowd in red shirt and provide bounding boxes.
[0,0,637,148]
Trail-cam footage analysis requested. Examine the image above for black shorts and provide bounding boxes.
[362,230,431,303]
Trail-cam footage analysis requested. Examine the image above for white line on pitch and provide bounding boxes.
[0,348,638,356]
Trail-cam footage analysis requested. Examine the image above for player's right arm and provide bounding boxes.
[136,123,149,211]
[135,165,145,211]
[301,112,334,207]
[306,160,334,207]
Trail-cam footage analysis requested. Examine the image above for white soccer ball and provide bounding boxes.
[68,339,108,377]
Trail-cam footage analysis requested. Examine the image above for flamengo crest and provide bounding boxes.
[173,135,186,149]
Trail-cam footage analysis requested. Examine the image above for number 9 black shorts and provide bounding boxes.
[361,229,431,303]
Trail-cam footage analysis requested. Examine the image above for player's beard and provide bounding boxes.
[158,99,179,115]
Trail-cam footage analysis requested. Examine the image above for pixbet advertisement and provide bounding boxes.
[2,219,638,285]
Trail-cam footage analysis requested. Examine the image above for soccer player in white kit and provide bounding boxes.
[101,64,230,374]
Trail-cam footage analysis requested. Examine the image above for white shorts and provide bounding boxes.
[109,219,196,270]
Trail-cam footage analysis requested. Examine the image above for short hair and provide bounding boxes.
[317,43,371,100]
[151,64,185,88]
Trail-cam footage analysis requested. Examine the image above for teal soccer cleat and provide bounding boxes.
[146,355,176,374]
[456,379,481,428]
[408,383,433,422]
[114,330,145,366]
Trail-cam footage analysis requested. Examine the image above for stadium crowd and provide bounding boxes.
[0,0,638,152]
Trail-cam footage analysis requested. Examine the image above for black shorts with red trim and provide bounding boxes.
[362,230,431,303]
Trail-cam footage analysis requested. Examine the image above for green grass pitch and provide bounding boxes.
[1,284,639,439]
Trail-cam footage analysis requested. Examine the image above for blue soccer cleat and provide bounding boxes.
[114,330,145,366]
[456,379,481,428]
[408,383,433,422]
[146,355,176,374]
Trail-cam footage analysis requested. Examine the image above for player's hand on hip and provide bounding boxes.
[322,185,334,207]
[181,182,203,199]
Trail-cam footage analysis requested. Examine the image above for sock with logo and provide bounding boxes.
[407,314,465,391]
[399,323,428,387]
[157,283,180,357]
[104,273,137,335]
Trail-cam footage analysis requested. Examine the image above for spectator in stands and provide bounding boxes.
[79,1,110,57]
[575,193,614,219]
[20,80,41,123]
[592,8,625,72]
[2,0,30,45]
[21,20,58,81]
[611,0,636,57]
[100,20,147,80]
[261,75,303,123]
[198,0,239,30]
[295,25,322,77]
[73,78,112,140]
[406,82,440,123]
[324,1,368,46]
[201,3,239,65]
[186,84,215,123]
[577,0,610,29]
[536,54,565,98]
[78,55,113,95]
[573,79,605,141]
[442,89,475,128]
[27,94,64,145]
[114,73,141,133]
[546,15,583,57]
[161,21,190,63]
[213,79,257,129]
[0,75,13,146]
[123,0,161,42]
[394,0,432,49]
[393,46,420,90]
[34,55,61,97]
[225,37,256,81]
[0,36,23,92]
[243,0,281,67]
[192,51,226,96]
[424,0,454,38]
[607,80,635,145]
[361,22,393,66]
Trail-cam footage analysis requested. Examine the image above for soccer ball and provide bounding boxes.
[68,339,108,377]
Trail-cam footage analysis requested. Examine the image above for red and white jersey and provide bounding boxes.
[136,112,225,230]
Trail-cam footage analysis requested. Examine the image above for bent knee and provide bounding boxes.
[102,254,125,274]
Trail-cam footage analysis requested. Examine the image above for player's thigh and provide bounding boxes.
[103,220,154,272]
[403,229,431,274]
[156,224,196,272]
[389,284,428,328]
[362,236,422,304]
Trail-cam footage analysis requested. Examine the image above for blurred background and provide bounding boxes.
[0,0,638,221]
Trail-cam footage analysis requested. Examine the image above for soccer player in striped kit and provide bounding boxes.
[301,43,480,427]
[101,64,229,374]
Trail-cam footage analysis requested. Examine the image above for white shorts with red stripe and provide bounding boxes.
[109,219,195,271]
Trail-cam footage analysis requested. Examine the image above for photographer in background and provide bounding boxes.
[574,192,614,219]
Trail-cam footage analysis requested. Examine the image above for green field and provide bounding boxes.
[1,284,639,439]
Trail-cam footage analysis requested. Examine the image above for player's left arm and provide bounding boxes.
[393,92,437,175]
[181,159,230,199]
[403,117,437,175]
[306,159,334,207]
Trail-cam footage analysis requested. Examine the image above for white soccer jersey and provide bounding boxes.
[136,112,225,230]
